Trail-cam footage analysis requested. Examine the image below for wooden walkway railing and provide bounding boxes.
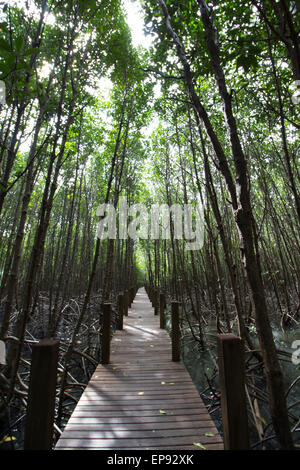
[55,288,224,450]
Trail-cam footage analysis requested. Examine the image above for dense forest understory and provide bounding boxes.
[0,0,299,450]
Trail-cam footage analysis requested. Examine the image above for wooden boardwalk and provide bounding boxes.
[55,288,223,450]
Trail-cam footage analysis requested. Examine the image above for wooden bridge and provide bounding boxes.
[55,288,223,450]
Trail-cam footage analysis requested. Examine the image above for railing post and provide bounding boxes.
[116,293,124,330]
[154,289,158,315]
[130,287,134,306]
[128,288,132,307]
[24,339,59,450]
[171,301,180,362]
[101,303,111,364]
[124,290,129,316]
[218,333,249,450]
[149,286,154,306]
[160,293,165,329]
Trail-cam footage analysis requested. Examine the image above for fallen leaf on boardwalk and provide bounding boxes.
[193,442,207,449]
[159,409,167,414]
[76,340,82,344]
[0,436,16,444]
[138,392,144,395]
[161,381,166,385]
[204,432,214,437]
[115,339,122,342]
[150,344,154,347]
[168,382,175,385]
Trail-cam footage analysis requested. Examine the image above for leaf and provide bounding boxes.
[23,47,39,57]
[193,442,206,449]
[138,392,144,395]
[0,61,10,75]
[0,436,16,444]
[0,38,11,52]
[15,36,24,53]
[5,56,16,68]
[159,409,167,414]
[168,382,175,385]
[161,381,166,385]
[204,432,214,437]
[258,416,266,425]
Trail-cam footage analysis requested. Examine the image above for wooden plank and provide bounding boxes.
[90,377,194,382]
[55,287,223,451]
[84,383,197,390]
[56,435,222,448]
[65,421,217,429]
[67,414,213,422]
[95,366,189,371]
[83,389,197,395]
[56,444,224,450]
[78,393,202,401]
[71,408,210,417]
[58,430,222,442]
[74,401,212,409]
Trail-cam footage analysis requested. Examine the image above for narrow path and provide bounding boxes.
[55,288,223,450]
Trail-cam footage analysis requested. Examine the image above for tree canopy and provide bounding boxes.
[0,0,299,450]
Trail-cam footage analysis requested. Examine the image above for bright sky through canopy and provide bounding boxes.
[123,0,154,49]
